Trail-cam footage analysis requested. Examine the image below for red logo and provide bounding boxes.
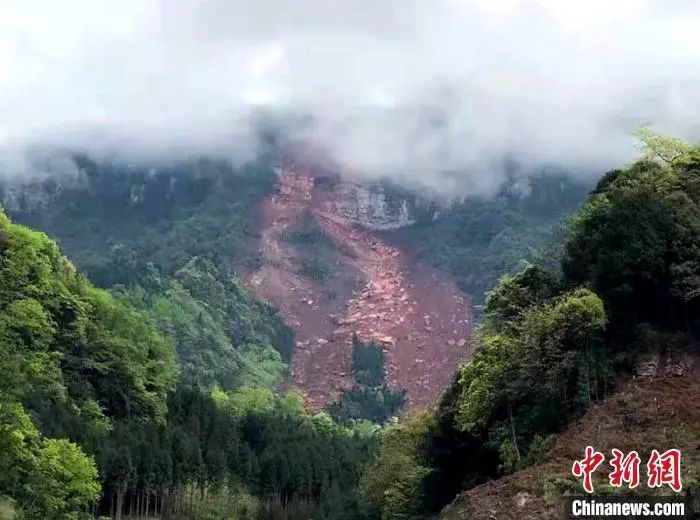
[572,446,606,493]
[572,447,682,493]
[609,449,641,488]
[647,449,682,492]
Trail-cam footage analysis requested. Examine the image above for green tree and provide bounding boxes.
[0,400,100,519]
[563,159,700,333]
[632,126,692,165]
[361,413,432,520]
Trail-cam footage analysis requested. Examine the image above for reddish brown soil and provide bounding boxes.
[244,161,472,410]
[441,355,700,519]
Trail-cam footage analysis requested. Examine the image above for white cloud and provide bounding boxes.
[1,0,700,194]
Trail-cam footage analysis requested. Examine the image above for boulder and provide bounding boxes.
[375,334,396,346]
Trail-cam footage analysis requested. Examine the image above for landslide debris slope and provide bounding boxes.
[441,354,700,519]
[244,159,472,409]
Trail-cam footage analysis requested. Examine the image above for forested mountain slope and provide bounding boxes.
[392,171,590,306]
[6,137,691,520]
[0,210,172,518]
[2,153,296,385]
[2,150,586,417]
[2,154,275,285]
[361,137,700,519]
[0,163,379,518]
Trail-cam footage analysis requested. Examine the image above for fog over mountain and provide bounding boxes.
[2,0,700,194]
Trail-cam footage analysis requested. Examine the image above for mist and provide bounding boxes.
[2,0,700,194]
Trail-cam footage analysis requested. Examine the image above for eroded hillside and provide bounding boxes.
[441,354,700,519]
[244,159,472,409]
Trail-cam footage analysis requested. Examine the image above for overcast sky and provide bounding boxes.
[2,0,700,193]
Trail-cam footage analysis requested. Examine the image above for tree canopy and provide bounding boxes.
[363,132,700,519]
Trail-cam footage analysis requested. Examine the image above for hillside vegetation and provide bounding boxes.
[441,361,700,519]
[0,157,378,519]
[361,134,700,519]
[1,132,699,519]
[396,173,590,305]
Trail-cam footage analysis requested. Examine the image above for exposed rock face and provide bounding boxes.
[635,349,696,378]
[276,167,315,201]
[244,160,471,410]
[2,181,65,212]
[328,182,415,230]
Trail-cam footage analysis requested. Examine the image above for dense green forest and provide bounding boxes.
[3,155,273,286]
[0,156,379,519]
[327,337,406,426]
[360,134,700,518]
[2,133,700,518]
[398,171,590,305]
[0,207,384,519]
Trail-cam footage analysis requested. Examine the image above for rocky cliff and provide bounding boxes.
[327,182,416,230]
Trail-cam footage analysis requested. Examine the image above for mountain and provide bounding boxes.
[242,158,471,409]
[2,149,586,417]
[0,156,381,519]
[360,139,700,519]
[0,203,385,519]
[9,139,660,520]
[3,136,700,519]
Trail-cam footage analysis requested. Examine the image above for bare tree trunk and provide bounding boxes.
[508,402,521,461]
[585,335,592,404]
[116,484,126,520]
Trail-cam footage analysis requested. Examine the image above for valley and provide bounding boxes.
[2,140,699,519]
[1,3,698,518]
